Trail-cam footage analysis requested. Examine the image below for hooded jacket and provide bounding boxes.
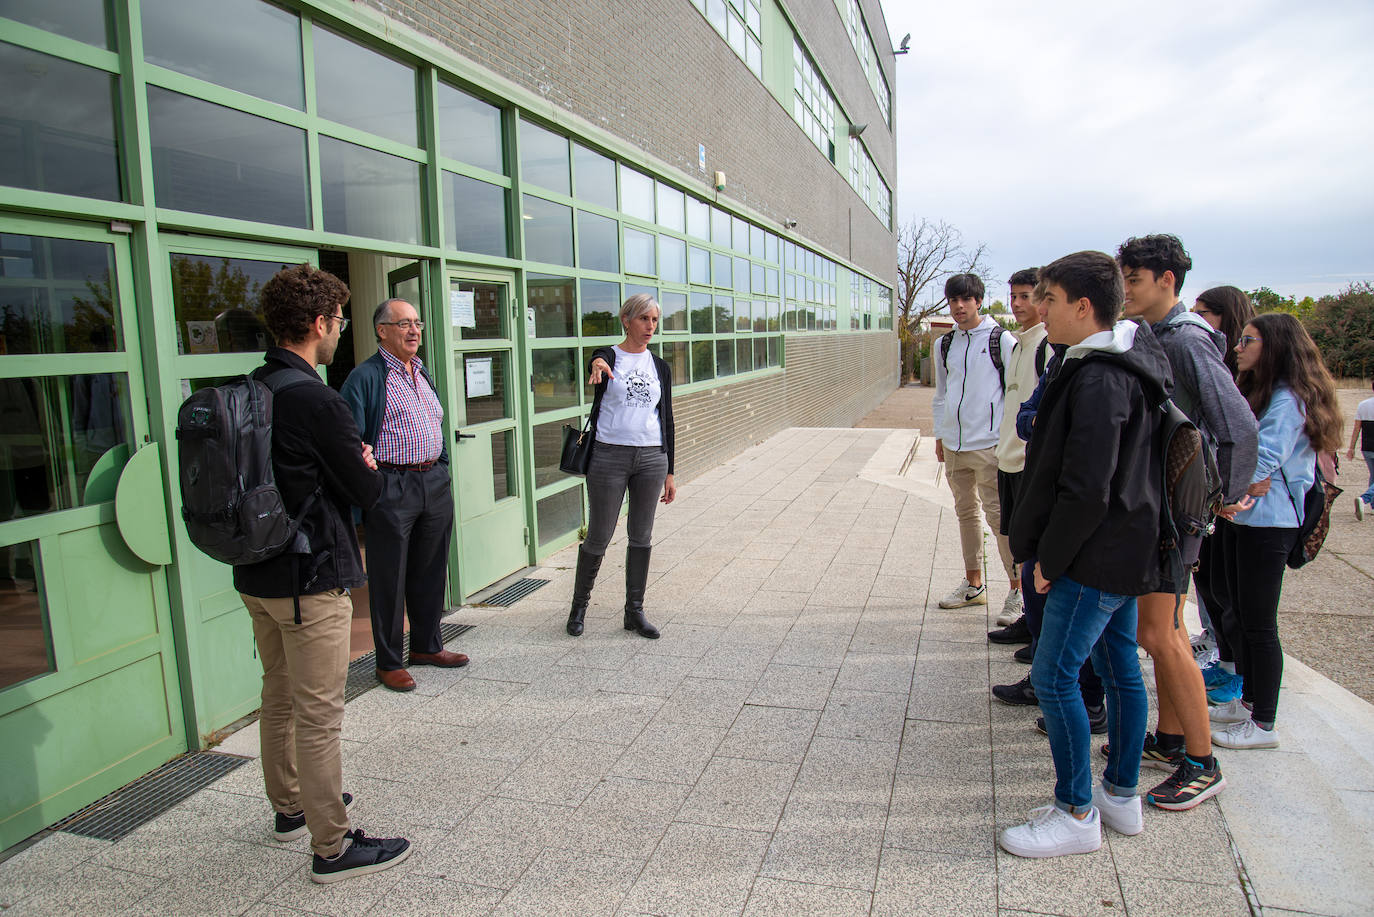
[1009,320,1174,596]
[932,316,1015,452]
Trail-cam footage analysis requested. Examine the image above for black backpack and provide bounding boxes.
[176,368,319,567]
[1157,399,1224,616]
[941,326,1009,390]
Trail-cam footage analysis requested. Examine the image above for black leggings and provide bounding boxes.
[1208,519,1298,725]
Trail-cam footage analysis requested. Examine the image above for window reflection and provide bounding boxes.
[313,26,417,146]
[580,279,619,337]
[532,418,572,487]
[519,121,570,195]
[461,350,508,423]
[0,0,109,47]
[444,171,507,257]
[531,348,578,411]
[320,137,423,245]
[437,83,503,174]
[522,195,574,267]
[170,254,289,354]
[0,235,120,355]
[528,274,575,338]
[619,165,654,222]
[660,291,687,333]
[573,144,616,211]
[0,540,51,690]
[577,211,618,274]
[536,486,582,546]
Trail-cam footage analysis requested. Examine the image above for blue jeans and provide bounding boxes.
[1361,451,1374,507]
[1022,558,1104,707]
[1030,576,1147,814]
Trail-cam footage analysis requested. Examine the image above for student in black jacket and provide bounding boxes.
[999,251,1172,859]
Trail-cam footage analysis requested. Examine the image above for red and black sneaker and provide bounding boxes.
[1148,757,1227,810]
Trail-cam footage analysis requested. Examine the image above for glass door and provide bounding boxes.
[447,270,531,597]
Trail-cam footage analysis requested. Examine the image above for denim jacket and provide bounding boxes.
[1234,386,1313,529]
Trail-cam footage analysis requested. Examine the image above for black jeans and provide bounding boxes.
[1193,532,1231,663]
[1211,518,1298,724]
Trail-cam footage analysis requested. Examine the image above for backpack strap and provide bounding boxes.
[1034,337,1049,378]
[988,328,1007,391]
[939,331,953,375]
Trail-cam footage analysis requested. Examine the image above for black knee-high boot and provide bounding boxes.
[623,545,659,639]
[567,546,603,636]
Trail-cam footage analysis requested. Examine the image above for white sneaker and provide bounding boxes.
[1092,783,1143,836]
[1356,498,1365,522]
[938,578,987,609]
[1212,719,1279,749]
[998,804,1101,858]
[1208,698,1251,724]
[995,589,1023,626]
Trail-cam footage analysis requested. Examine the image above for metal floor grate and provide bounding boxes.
[475,577,549,606]
[344,620,474,702]
[55,752,250,842]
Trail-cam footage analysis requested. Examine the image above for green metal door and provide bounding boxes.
[0,217,183,850]
[446,270,531,597]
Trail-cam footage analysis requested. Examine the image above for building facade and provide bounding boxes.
[0,0,898,849]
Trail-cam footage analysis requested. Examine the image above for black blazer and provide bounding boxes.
[588,346,676,474]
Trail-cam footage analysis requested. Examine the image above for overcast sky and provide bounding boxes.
[885,0,1374,305]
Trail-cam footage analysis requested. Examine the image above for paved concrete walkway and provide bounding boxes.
[3,427,1372,916]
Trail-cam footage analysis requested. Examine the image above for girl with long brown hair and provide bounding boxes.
[1207,312,1341,749]
[1191,285,1255,376]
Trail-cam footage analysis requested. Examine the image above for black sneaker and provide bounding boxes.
[1147,757,1227,811]
[1035,704,1106,736]
[1141,732,1185,771]
[1013,644,1034,665]
[992,675,1038,706]
[273,793,354,842]
[988,616,1032,645]
[310,828,412,884]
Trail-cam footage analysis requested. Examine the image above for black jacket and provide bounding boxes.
[233,348,383,599]
[1009,321,1174,596]
[589,346,676,474]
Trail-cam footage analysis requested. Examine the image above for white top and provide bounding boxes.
[931,315,1016,452]
[1357,396,1374,422]
[996,321,1048,473]
[595,346,663,447]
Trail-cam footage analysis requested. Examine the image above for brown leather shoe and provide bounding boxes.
[376,668,416,692]
[409,649,470,668]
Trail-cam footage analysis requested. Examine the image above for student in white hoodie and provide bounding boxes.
[931,273,1018,614]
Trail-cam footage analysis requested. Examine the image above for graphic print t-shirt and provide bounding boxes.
[595,346,662,447]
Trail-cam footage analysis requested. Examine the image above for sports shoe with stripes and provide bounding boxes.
[1140,732,1185,771]
[1147,758,1227,810]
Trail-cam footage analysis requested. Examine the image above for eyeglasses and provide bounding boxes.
[323,313,349,332]
[379,320,425,331]
[1237,335,1262,349]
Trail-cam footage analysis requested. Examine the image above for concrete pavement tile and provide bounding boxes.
[654,676,757,728]
[601,652,698,697]
[417,797,573,889]
[913,638,987,665]
[1117,875,1249,917]
[610,722,725,785]
[871,848,995,917]
[459,705,570,764]
[689,643,773,683]
[835,653,916,694]
[896,719,992,782]
[423,677,526,727]
[815,689,908,744]
[884,774,995,859]
[465,642,570,684]
[619,822,771,916]
[792,736,898,807]
[746,663,838,710]
[491,847,640,917]
[716,704,820,764]
[793,607,863,634]
[759,799,885,890]
[506,666,613,713]
[741,878,873,917]
[638,623,726,659]
[1105,799,1235,881]
[556,690,664,746]
[260,826,446,917]
[849,620,921,655]
[721,614,796,647]
[0,862,161,917]
[337,772,491,832]
[808,582,874,607]
[738,540,795,561]
[240,905,331,916]
[556,638,642,672]
[762,566,826,591]
[919,613,995,645]
[553,776,690,859]
[677,756,798,833]
[113,842,307,916]
[347,728,478,784]
[914,649,987,684]
[868,574,925,599]
[496,738,626,805]
[0,833,113,908]
[770,632,852,667]
[360,875,504,917]
[993,843,1123,916]
[908,674,990,725]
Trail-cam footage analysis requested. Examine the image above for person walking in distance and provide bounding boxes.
[1345,381,1374,521]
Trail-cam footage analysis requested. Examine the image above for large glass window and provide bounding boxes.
[169,253,290,354]
[530,348,578,410]
[660,290,687,333]
[659,236,686,284]
[528,274,575,338]
[532,419,571,487]
[141,0,304,109]
[519,121,570,195]
[623,227,655,276]
[536,487,582,546]
[0,0,109,47]
[319,137,422,244]
[688,246,710,285]
[148,87,309,228]
[443,172,508,257]
[437,83,503,174]
[692,0,762,77]
[619,166,654,223]
[573,144,616,211]
[0,44,120,201]
[0,235,121,355]
[313,26,417,146]
[793,39,836,162]
[580,279,619,337]
[522,195,574,266]
[577,211,618,274]
[0,539,51,689]
[655,184,684,233]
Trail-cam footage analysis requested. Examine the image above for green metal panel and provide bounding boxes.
[114,442,172,566]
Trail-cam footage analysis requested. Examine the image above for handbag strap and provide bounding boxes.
[1277,466,1301,527]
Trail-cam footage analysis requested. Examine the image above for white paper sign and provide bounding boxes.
[450,290,476,328]
[465,357,493,398]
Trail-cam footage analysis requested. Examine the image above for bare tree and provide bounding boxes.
[896,218,994,380]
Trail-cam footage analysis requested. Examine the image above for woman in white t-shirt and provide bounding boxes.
[566,294,677,639]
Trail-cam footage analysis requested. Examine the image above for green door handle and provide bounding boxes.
[114,442,173,566]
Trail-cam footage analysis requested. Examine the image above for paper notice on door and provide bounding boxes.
[450,290,476,328]
[465,356,493,398]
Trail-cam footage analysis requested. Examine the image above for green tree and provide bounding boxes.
[895,218,993,381]
[1248,286,1315,322]
[1305,282,1374,379]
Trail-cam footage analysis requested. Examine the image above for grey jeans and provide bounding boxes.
[583,442,668,556]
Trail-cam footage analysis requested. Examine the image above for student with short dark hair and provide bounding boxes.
[999,251,1170,858]
[1118,234,1258,810]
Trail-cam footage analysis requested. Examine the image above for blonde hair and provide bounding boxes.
[620,293,660,328]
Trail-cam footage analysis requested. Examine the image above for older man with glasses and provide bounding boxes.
[342,298,467,691]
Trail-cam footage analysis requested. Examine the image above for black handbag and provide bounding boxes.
[559,416,594,476]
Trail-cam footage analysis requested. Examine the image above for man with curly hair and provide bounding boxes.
[235,263,412,883]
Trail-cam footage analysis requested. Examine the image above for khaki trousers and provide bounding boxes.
[242,589,352,858]
[944,447,1017,583]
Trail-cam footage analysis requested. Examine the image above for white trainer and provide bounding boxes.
[938,578,987,609]
[999,804,1101,858]
[1356,497,1365,522]
[1212,719,1279,749]
[1208,698,1251,724]
[1092,783,1143,836]
[995,588,1024,626]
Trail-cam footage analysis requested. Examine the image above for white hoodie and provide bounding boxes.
[932,315,1015,452]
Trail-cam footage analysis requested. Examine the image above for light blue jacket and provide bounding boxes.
[1234,386,1313,529]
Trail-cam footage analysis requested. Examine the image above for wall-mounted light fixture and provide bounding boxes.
[894,33,911,55]
[784,219,798,229]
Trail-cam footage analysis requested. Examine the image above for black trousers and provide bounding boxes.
[365,464,454,671]
[1210,518,1297,724]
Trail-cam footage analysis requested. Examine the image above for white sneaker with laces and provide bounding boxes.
[938,578,987,609]
[995,588,1023,626]
[1212,719,1279,749]
[1208,698,1251,724]
[1092,783,1143,836]
[998,804,1101,858]
[1355,497,1365,522]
